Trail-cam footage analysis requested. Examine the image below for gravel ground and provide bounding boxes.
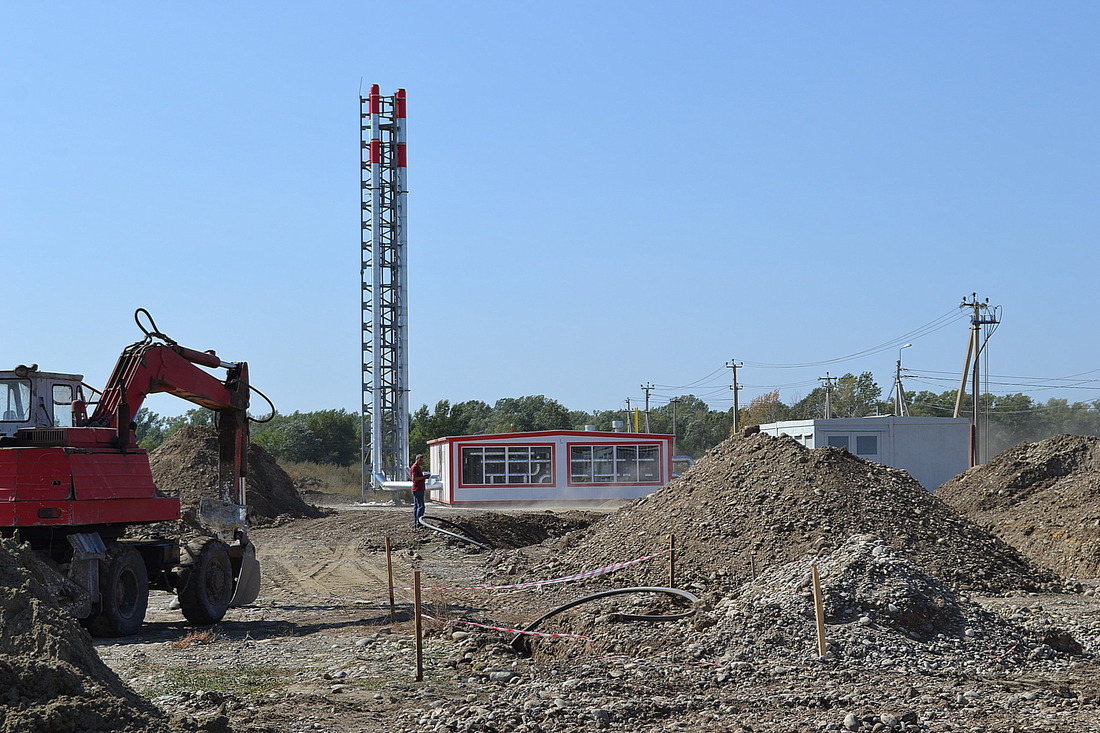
[88,507,1100,733]
[8,430,1100,732]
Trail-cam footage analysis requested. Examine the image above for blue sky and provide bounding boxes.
[3,2,1098,419]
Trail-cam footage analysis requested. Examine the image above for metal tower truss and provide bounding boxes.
[360,85,409,496]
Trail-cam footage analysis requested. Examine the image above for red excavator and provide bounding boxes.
[0,309,262,635]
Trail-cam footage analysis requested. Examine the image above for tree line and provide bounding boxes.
[133,376,1100,468]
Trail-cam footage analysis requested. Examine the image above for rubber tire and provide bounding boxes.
[86,545,149,637]
[177,538,233,626]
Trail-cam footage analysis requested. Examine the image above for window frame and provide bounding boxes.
[567,441,664,486]
[458,443,554,487]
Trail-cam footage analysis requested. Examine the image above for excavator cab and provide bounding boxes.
[0,365,90,437]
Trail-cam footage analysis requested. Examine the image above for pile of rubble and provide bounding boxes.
[939,434,1100,579]
[511,433,1064,596]
[0,537,216,733]
[149,425,326,526]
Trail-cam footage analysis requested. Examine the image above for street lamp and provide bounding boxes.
[895,344,912,416]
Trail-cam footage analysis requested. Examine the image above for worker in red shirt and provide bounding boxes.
[409,454,427,528]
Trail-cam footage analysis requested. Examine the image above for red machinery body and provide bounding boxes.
[0,428,180,526]
[0,312,260,636]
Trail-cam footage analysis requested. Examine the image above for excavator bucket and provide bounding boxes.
[230,541,260,606]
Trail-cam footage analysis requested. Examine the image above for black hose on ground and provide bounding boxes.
[510,586,699,656]
[418,515,494,551]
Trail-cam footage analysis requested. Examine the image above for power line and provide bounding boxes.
[741,308,966,369]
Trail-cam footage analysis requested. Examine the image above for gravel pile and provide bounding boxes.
[938,434,1100,580]
[514,433,1065,596]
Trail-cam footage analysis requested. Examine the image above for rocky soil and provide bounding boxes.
[6,431,1100,732]
[149,424,327,527]
[495,433,1067,596]
[939,434,1100,580]
[0,536,220,733]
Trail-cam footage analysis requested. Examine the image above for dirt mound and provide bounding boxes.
[432,511,598,550]
[704,535,1055,671]
[149,425,325,526]
[540,433,1064,595]
[0,537,211,733]
[938,434,1100,579]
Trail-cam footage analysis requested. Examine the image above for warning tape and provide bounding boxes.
[394,548,671,592]
[982,639,1023,667]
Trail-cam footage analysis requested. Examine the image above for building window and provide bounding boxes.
[570,444,661,484]
[461,445,552,486]
[827,435,849,451]
[855,435,878,456]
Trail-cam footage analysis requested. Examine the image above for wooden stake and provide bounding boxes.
[811,563,827,657]
[413,569,424,682]
[668,533,676,587]
[385,536,396,622]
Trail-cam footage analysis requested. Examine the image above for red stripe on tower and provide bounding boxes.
[370,139,382,164]
[369,84,381,115]
[395,88,406,118]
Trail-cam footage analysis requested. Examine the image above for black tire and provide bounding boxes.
[177,538,233,626]
[86,544,149,637]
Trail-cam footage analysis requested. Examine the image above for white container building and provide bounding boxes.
[757,416,970,491]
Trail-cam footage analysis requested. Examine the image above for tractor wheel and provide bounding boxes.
[86,544,149,637]
[177,538,233,626]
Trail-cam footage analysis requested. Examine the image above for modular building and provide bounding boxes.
[757,416,970,491]
[427,429,675,505]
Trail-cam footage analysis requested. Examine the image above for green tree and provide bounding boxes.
[488,395,571,433]
[134,407,168,450]
[832,372,886,417]
[907,390,959,417]
[646,395,733,458]
[252,409,360,466]
[409,399,492,458]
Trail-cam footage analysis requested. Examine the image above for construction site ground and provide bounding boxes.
[9,431,1100,733]
[90,499,1100,733]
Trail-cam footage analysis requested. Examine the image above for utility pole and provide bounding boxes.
[726,360,742,433]
[954,294,1000,466]
[641,383,654,432]
[625,398,632,432]
[819,373,836,419]
[670,397,680,456]
[894,343,912,416]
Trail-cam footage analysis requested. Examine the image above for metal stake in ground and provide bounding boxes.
[413,569,424,682]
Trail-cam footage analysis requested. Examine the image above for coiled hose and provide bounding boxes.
[510,586,699,656]
[418,514,494,551]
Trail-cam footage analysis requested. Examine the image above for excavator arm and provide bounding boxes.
[86,342,250,507]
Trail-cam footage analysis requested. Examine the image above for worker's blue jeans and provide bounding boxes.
[412,490,425,527]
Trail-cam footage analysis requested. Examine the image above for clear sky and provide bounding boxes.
[3,2,1098,419]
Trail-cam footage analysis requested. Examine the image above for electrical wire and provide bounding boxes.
[740,307,967,369]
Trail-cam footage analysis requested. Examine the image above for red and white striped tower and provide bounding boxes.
[360,85,409,498]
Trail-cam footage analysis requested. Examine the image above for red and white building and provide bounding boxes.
[427,430,675,505]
